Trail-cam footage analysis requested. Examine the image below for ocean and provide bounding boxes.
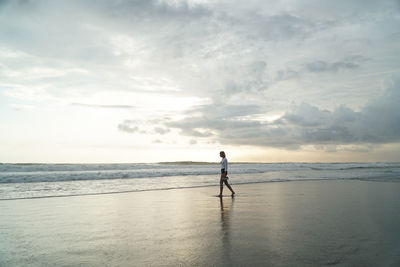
[1,162,399,200]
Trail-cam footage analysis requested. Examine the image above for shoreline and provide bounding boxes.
[1,178,398,202]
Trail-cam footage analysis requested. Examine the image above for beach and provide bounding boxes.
[1,179,400,266]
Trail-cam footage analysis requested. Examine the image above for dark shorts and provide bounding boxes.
[221,169,228,181]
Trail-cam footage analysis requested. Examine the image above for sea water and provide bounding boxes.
[0,162,399,200]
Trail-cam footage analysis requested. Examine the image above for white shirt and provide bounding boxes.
[221,157,228,171]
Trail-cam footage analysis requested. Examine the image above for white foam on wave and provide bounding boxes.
[0,162,399,184]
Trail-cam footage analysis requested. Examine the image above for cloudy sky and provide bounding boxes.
[1,0,399,163]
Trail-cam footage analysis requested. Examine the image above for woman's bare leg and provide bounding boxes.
[224,180,235,195]
[219,180,224,196]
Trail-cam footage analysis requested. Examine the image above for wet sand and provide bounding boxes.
[1,180,400,266]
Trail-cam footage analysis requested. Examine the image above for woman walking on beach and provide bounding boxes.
[219,151,235,197]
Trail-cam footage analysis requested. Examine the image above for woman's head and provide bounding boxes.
[219,151,226,157]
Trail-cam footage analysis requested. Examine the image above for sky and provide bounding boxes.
[0,0,400,163]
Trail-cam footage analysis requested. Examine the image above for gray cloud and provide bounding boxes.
[161,80,400,150]
[178,128,214,138]
[163,104,264,139]
[276,69,299,81]
[306,61,359,72]
[222,61,269,97]
[153,127,170,135]
[118,122,172,136]
[274,55,370,84]
[71,103,136,109]
[241,13,335,41]
[304,55,370,73]
[188,104,263,119]
[118,120,140,134]
[189,139,197,145]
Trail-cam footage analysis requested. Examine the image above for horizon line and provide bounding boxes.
[1,161,399,165]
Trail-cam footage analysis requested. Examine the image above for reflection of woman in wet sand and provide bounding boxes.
[220,196,235,228]
[218,151,235,197]
[219,195,235,264]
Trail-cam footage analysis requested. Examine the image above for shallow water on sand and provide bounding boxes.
[1,162,399,200]
[1,180,400,266]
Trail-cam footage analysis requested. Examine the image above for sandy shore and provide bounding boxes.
[1,180,400,266]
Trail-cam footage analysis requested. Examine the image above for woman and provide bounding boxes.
[219,151,235,197]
